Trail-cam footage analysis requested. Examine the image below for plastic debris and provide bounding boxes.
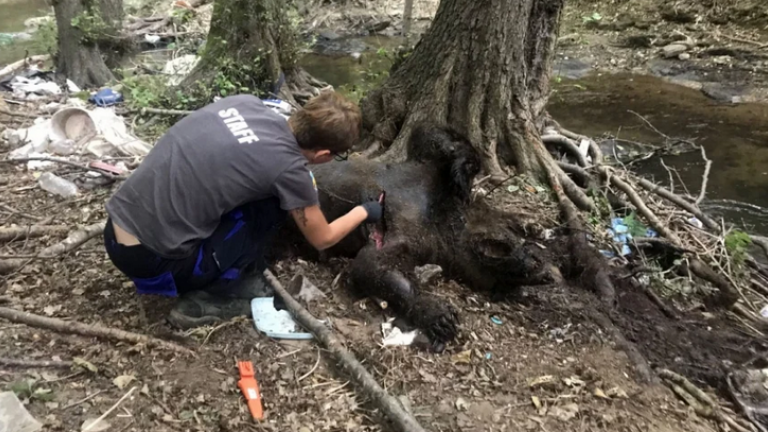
[381,318,420,346]
[603,217,658,257]
[89,88,124,107]
[251,297,313,339]
[162,54,200,86]
[38,172,78,198]
[490,316,503,325]
[761,305,768,318]
[0,391,43,432]
[262,99,294,120]
[687,217,704,229]
[49,139,77,156]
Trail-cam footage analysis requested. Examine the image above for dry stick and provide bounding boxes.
[0,307,194,355]
[264,271,428,432]
[0,225,69,242]
[0,203,44,222]
[82,386,137,432]
[0,55,50,80]
[727,372,768,432]
[632,176,719,230]
[137,107,193,116]
[696,146,712,205]
[0,221,105,274]
[608,174,682,243]
[0,357,73,368]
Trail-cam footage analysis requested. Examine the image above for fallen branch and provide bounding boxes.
[0,225,69,242]
[0,306,194,355]
[264,270,428,432]
[608,174,682,244]
[0,357,73,368]
[0,221,105,274]
[634,176,718,230]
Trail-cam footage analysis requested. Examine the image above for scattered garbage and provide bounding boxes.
[0,391,43,432]
[89,88,124,107]
[9,106,151,163]
[600,216,658,258]
[0,69,79,100]
[381,317,420,346]
[490,316,503,325]
[38,172,78,198]
[262,99,294,120]
[687,217,704,229]
[760,304,768,318]
[251,297,314,339]
[162,54,200,86]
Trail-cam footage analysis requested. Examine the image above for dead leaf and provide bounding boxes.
[451,350,472,364]
[113,374,135,389]
[73,357,98,373]
[418,370,437,383]
[43,304,62,316]
[455,397,470,411]
[81,418,110,432]
[606,386,628,398]
[563,376,585,388]
[528,375,555,388]
[593,388,608,399]
[548,403,579,422]
[531,396,542,410]
[140,384,150,396]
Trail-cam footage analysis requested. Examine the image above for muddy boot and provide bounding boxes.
[211,271,275,299]
[167,291,252,329]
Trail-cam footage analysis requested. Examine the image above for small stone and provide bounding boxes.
[678,53,691,60]
[662,44,688,58]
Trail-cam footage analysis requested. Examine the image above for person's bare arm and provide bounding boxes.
[290,205,369,251]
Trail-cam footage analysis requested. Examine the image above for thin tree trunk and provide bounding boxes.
[402,0,414,38]
[53,0,116,88]
[361,0,564,180]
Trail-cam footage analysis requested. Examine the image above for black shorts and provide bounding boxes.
[104,197,286,296]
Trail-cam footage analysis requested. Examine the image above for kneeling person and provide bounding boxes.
[104,92,381,328]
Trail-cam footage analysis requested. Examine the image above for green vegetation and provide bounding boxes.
[725,229,752,267]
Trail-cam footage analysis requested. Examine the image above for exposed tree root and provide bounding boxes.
[0,225,69,243]
[0,221,106,275]
[660,369,754,432]
[0,306,194,355]
[633,176,718,230]
[264,271,428,432]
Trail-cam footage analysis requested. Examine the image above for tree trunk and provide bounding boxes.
[53,0,118,88]
[361,0,564,179]
[180,0,328,106]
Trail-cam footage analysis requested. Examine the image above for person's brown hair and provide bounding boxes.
[288,91,362,154]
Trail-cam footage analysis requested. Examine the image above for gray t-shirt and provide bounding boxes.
[106,94,319,259]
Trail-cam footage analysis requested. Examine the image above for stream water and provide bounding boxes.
[3,4,768,235]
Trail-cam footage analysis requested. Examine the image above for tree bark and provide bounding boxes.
[180,0,327,105]
[361,0,565,179]
[53,0,120,88]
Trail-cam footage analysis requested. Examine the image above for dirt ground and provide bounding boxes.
[0,157,763,432]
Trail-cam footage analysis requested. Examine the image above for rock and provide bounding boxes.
[662,43,688,58]
[317,29,340,40]
[553,57,593,79]
[701,83,746,104]
[678,53,691,60]
[548,403,579,422]
[365,20,390,33]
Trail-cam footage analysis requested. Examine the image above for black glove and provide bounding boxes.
[360,200,383,223]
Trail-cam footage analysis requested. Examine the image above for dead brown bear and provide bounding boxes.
[271,123,554,349]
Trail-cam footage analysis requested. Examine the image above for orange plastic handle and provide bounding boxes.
[237,361,264,420]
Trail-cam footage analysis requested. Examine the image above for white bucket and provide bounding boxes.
[49,107,97,143]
